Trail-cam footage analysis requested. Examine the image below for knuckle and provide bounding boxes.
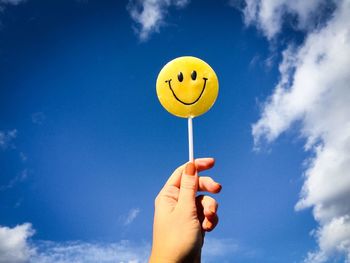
[155,186,179,205]
[181,180,196,191]
[203,195,215,204]
[172,164,185,175]
[203,176,214,182]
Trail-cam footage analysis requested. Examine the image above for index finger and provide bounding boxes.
[164,158,215,188]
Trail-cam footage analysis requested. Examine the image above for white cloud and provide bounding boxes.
[0,223,35,263]
[127,0,190,41]
[0,129,17,150]
[123,208,141,226]
[305,216,350,263]
[0,223,246,263]
[0,224,150,263]
[245,0,350,262]
[31,240,150,263]
[242,0,333,40]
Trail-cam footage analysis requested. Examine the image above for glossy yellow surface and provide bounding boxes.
[156,56,219,118]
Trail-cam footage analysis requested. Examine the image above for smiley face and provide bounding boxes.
[156,56,219,118]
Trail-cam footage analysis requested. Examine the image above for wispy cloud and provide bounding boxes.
[19,152,27,162]
[202,237,239,262]
[0,223,150,263]
[127,0,190,41]
[122,208,141,226]
[0,169,29,191]
[0,0,26,12]
[0,0,26,4]
[248,53,277,71]
[31,240,150,263]
[0,129,17,150]
[31,112,46,125]
[242,0,350,262]
[202,237,258,262]
[0,130,30,191]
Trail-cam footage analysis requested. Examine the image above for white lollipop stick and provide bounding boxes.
[188,117,194,162]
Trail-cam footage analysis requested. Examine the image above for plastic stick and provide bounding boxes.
[188,117,194,162]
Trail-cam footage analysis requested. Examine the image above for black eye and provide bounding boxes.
[177,72,183,82]
[191,70,197,80]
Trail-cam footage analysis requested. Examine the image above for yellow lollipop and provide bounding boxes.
[156,56,219,118]
[156,56,219,161]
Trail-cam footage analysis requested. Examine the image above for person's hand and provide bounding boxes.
[149,158,221,263]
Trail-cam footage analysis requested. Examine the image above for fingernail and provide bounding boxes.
[206,221,213,229]
[185,162,196,176]
[211,182,222,192]
[216,183,222,191]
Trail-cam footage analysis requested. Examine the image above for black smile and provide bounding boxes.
[165,78,207,105]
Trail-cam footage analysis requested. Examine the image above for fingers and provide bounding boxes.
[177,162,198,207]
[164,158,215,189]
[195,158,215,171]
[196,195,219,232]
[198,176,222,193]
[198,195,218,219]
[203,214,219,232]
[157,158,218,210]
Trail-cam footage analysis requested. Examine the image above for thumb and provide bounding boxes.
[178,162,198,207]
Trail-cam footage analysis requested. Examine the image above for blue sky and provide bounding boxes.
[1,0,350,262]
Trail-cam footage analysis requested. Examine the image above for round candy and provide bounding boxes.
[156,56,219,118]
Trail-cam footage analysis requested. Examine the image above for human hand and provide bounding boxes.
[149,158,221,263]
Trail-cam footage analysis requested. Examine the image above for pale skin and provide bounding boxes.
[149,158,221,263]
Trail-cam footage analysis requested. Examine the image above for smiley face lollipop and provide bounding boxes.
[156,56,219,161]
[156,56,219,118]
